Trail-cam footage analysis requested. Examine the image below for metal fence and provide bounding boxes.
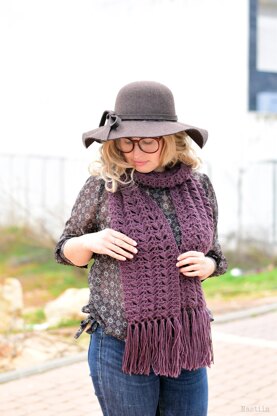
[0,153,276,252]
[0,154,90,241]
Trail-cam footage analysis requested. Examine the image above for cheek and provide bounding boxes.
[156,142,164,160]
[123,153,131,163]
[150,152,162,168]
[155,153,161,164]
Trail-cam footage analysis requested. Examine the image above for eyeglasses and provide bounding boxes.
[115,137,162,153]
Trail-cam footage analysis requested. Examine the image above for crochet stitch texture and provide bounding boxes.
[107,162,215,378]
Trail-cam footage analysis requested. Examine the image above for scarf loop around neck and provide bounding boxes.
[107,162,214,378]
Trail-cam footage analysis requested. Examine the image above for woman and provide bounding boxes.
[55,81,228,416]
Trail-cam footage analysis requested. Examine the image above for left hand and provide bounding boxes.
[176,251,216,280]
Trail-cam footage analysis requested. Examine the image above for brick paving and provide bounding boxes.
[208,311,277,415]
[0,311,276,416]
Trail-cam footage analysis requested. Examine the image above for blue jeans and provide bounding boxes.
[87,325,208,416]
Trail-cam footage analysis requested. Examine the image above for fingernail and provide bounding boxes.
[133,241,137,246]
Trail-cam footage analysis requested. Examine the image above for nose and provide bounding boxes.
[132,142,144,157]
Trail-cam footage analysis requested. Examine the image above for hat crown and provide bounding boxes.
[114,81,177,120]
[82,80,207,149]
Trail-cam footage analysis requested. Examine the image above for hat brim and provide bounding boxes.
[82,120,208,149]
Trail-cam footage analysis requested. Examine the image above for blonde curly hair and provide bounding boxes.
[89,131,202,193]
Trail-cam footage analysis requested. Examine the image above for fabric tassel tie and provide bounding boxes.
[122,307,214,378]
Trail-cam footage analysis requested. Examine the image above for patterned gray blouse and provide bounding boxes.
[54,170,228,341]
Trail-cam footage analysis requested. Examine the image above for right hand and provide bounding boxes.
[81,228,138,261]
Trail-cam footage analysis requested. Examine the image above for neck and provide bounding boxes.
[153,166,165,172]
[133,162,192,189]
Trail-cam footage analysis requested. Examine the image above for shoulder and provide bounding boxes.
[191,170,217,201]
[191,170,212,188]
[84,174,105,189]
[78,174,106,199]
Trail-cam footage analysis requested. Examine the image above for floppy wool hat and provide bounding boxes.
[82,81,208,149]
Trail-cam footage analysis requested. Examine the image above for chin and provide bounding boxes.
[134,165,155,173]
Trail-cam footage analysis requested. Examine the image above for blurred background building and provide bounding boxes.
[0,0,277,252]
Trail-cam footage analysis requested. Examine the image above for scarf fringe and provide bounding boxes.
[122,307,214,378]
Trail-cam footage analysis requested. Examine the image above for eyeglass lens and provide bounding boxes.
[115,138,160,153]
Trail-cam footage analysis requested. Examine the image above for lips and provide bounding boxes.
[134,161,147,165]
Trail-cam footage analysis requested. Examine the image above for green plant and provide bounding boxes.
[22,308,46,324]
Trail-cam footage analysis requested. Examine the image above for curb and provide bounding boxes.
[0,351,87,384]
[1,303,277,384]
[213,302,277,324]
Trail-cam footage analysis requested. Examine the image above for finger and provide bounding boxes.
[177,251,204,261]
[180,264,200,272]
[180,269,200,277]
[105,248,128,261]
[112,237,138,254]
[112,231,137,247]
[176,257,199,267]
[107,242,134,260]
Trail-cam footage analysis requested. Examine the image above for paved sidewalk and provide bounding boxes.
[0,311,276,416]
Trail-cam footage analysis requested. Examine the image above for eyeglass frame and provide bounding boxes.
[114,136,163,154]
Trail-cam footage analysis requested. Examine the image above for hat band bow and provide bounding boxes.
[99,111,121,129]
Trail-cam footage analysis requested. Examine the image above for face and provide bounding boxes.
[118,137,165,173]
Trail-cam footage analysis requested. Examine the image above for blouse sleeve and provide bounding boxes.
[200,173,228,279]
[54,175,105,268]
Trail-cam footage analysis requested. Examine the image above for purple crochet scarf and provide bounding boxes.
[107,162,214,378]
